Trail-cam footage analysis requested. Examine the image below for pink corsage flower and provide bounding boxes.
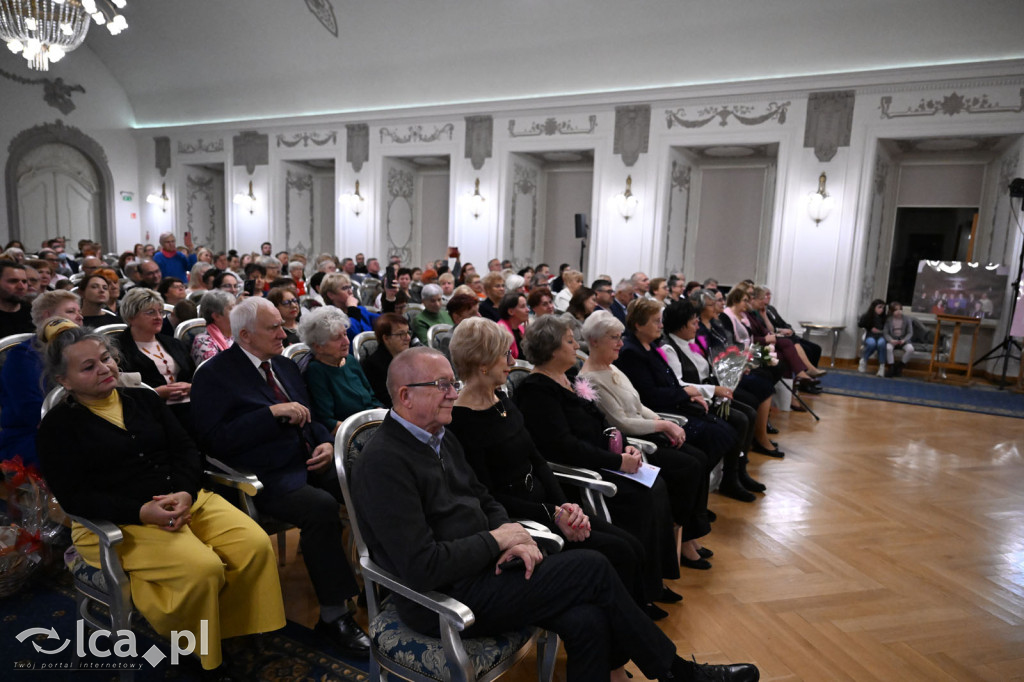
[573,376,598,403]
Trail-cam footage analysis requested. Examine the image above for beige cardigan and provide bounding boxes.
[579,365,660,436]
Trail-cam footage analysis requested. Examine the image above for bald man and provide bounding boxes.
[351,347,757,682]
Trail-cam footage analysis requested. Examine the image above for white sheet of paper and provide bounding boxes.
[602,462,661,488]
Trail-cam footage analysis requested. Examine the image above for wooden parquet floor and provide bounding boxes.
[280,393,1024,681]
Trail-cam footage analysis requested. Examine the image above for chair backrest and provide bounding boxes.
[0,332,34,373]
[505,360,533,398]
[358,278,382,308]
[334,409,389,560]
[352,331,378,365]
[406,303,425,316]
[427,323,453,350]
[94,323,128,337]
[174,318,207,343]
[283,342,312,373]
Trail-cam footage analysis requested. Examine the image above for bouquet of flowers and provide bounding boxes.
[710,346,750,418]
[748,343,779,369]
[1,456,65,544]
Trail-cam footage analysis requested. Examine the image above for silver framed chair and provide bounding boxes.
[352,331,378,365]
[0,332,34,372]
[283,342,310,362]
[334,409,560,682]
[426,323,453,351]
[173,318,207,344]
[94,323,128,336]
[503,360,533,399]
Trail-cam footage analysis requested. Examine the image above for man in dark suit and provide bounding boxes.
[351,347,758,682]
[190,297,370,658]
[609,279,633,324]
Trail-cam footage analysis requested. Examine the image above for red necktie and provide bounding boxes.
[260,361,289,403]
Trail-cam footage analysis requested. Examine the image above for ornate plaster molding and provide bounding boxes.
[232,131,268,175]
[178,138,223,154]
[346,124,368,172]
[186,174,217,246]
[508,115,597,138]
[614,105,650,167]
[0,68,85,115]
[465,116,493,171]
[379,124,455,144]
[387,167,414,199]
[276,131,338,148]
[665,101,790,129]
[285,170,315,255]
[879,88,1024,119]
[304,0,338,37]
[154,137,171,177]
[804,90,855,163]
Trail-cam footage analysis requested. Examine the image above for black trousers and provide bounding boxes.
[548,516,646,606]
[452,549,677,681]
[641,441,711,542]
[254,467,360,607]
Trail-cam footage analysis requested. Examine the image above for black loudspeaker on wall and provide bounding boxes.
[574,213,588,239]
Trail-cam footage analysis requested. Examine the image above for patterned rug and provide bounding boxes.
[1,569,370,681]
[817,369,1024,418]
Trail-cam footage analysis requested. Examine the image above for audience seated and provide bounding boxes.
[351,345,759,682]
[478,271,506,321]
[763,286,822,367]
[514,315,682,618]
[411,283,453,345]
[497,291,529,359]
[320,272,378,341]
[299,306,381,435]
[38,323,285,675]
[362,312,411,408]
[0,259,34,336]
[79,273,120,327]
[527,286,555,318]
[745,286,824,393]
[190,297,370,658]
[858,298,890,376]
[267,285,301,346]
[446,292,480,326]
[613,298,754,502]
[883,301,915,376]
[578,311,719,569]
[191,289,235,365]
[116,288,196,432]
[553,269,584,313]
[447,317,649,606]
[0,292,84,466]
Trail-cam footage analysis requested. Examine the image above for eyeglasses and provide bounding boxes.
[606,333,623,342]
[404,378,463,393]
[279,299,299,306]
[339,285,353,291]
[387,330,412,338]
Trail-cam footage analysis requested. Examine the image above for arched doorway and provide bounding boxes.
[5,120,115,251]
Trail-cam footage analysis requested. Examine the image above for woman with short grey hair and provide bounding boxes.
[581,308,625,346]
[191,290,236,365]
[521,314,573,367]
[299,306,380,435]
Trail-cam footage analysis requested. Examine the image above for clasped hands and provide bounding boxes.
[140,491,193,532]
[490,522,544,579]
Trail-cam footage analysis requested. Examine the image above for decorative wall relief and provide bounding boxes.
[285,170,315,257]
[804,90,855,162]
[385,167,415,265]
[276,131,338,148]
[186,174,217,248]
[508,115,598,138]
[154,137,171,177]
[860,157,892,308]
[614,105,650,167]
[665,101,790,129]
[465,116,493,171]
[664,160,691,276]
[346,124,368,172]
[879,88,1024,119]
[0,68,86,115]
[993,149,1022,264]
[304,0,338,37]
[178,138,224,154]
[232,131,269,175]
[379,124,455,144]
[510,162,539,258]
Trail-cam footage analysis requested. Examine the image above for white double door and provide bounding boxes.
[16,143,101,250]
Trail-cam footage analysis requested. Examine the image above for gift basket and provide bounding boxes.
[0,456,67,595]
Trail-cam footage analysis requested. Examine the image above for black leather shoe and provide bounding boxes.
[644,602,669,620]
[692,661,760,682]
[656,585,684,603]
[766,422,779,435]
[751,441,785,458]
[706,509,717,522]
[680,554,712,570]
[315,613,371,659]
[718,479,757,502]
[697,546,714,559]
[738,465,766,493]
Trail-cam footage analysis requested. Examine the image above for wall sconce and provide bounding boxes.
[233,180,257,215]
[612,175,638,221]
[145,182,169,213]
[469,178,486,219]
[806,172,835,225]
[339,180,365,216]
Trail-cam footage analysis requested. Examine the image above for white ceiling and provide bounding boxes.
[73,0,1024,127]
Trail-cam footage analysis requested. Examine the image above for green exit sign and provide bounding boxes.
[120,191,134,202]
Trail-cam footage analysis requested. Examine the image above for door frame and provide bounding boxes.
[5,120,116,249]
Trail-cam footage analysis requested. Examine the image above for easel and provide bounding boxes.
[929,314,982,383]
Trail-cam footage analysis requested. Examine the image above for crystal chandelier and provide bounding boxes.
[0,0,128,72]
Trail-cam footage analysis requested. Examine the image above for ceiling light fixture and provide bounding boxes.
[1,0,129,72]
